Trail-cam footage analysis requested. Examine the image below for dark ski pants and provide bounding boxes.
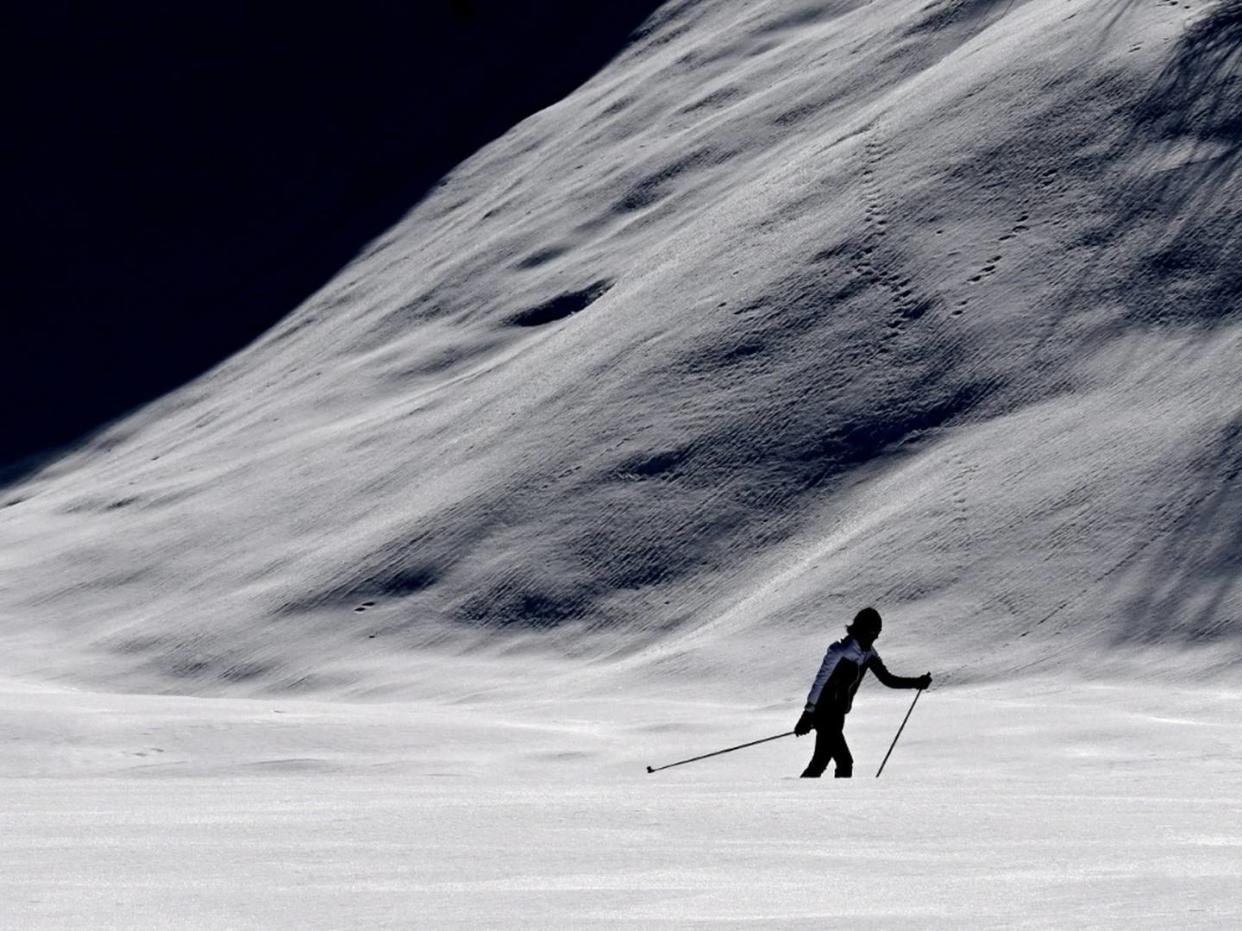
[801,710,852,778]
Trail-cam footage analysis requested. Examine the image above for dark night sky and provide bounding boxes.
[7,1,661,472]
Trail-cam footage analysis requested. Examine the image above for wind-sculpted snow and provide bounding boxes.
[1,0,1239,695]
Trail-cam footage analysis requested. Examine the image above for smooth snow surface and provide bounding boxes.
[2,678,1240,927]
[2,0,1239,686]
[2,0,1240,925]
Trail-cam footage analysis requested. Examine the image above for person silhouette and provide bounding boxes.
[794,607,931,778]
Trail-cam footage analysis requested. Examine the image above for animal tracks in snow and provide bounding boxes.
[837,123,1057,331]
[849,127,935,352]
[952,210,1036,316]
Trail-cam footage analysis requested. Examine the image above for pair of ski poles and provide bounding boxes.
[645,687,924,777]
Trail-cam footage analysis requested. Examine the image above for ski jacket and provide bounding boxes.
[804,637,920,714]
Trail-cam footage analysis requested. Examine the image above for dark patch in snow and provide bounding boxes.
[1134,0,1242,152]
[457,577,587,629]
[373,566,440,597]
[718,341,767,363]
[515,245,569,269]
[1057,9,1242,332]
[755,2,862,35]
[597,94,638,119]
[619,448,689,478]
[906,0,1014,36]
[277,562,443,620]
[157,649,281,684]
[900,297,935,320]
[343,565,442,601]
[787,379,993,487]
[509,280,613,326]
[1117,411,1242,646]
[677,85,745,115]
[612,147,731,213]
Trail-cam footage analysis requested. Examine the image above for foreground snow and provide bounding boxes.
[2,675,1239,928]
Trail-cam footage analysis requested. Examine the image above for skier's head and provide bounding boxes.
[847,607,882,648]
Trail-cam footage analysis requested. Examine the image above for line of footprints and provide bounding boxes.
[856,132,930,350]
[858,129,1055,324]
[951,208,1037,317]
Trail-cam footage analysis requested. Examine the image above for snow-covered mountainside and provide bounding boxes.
[2,0,1238,695]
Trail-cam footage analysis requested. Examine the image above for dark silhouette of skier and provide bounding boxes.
[794,607,931,778]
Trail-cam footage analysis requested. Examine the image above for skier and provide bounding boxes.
[794,607,931,778]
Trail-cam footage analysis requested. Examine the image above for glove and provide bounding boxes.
[915,672,932,690]
[794,711,815,737]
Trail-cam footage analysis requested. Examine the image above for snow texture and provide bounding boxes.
[1,0,1240,925]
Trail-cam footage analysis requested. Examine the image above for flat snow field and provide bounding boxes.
[2,677,1239,928]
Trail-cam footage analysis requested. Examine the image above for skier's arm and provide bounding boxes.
[868,655,931,690]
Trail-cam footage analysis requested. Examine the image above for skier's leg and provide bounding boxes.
[830,718,853,778]
[800,722,834,778]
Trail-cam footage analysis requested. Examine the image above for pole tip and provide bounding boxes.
[646,766,653,773]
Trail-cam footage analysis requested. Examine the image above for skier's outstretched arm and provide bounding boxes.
[869,655,931,690]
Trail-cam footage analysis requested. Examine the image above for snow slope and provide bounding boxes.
[3,0,1236,694]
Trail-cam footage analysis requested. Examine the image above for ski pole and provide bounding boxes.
[875,688,924,778]
[646,731,795,774]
